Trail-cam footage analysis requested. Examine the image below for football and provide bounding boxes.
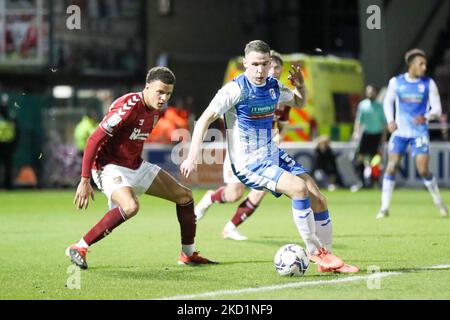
[274,244,309,277]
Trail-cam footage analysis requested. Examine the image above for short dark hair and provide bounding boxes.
[405,48,426,65]
[270,50,283,65]
[146,66,176,85]
[244,40,270,57]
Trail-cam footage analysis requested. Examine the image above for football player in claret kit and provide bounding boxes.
[66,67,217,269]
[181,40,358,273]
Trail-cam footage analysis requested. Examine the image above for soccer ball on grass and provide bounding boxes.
[274,244,309,277]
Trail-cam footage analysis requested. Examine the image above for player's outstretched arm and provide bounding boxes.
[287,64,307,108]
[180,106,219,178]
[73,127,109,210]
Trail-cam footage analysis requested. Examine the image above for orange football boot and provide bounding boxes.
[65,244,88,269]
[317,263,360,273]
[177,251,219,265]
[308,247,344,269]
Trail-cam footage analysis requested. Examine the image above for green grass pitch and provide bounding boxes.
[1,188,450,300]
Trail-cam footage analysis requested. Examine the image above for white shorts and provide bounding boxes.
[92,161,161,209]
[223,152,241,184]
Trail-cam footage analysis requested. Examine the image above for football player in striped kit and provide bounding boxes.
[377,49,448,219]
[194,50,290,241]
[182,40,358,273]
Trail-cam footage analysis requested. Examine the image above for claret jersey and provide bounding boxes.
[95,92,160,170]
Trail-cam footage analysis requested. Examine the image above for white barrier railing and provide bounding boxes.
[143,141,450,188]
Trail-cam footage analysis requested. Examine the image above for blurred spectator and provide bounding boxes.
[350,84,387,191]
[148,97,190,144]
[74,110,98,157]
[312,135,344,191]
[0,94,19,190]
[433,49,450,141]
[20,17,38,58]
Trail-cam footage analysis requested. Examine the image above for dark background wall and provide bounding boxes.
[146,0,360,116]
[146,0,270,114]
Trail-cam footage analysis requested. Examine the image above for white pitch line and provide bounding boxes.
[158,264,450,300]
[424,265,450,269]
[158,272,401,300]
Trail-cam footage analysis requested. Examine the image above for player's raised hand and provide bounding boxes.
[180,159,197,178]
[74,178,95,210]
[288,64,305,89]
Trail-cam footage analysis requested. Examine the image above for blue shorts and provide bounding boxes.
[232,149,307,198]
[389,134,429,157]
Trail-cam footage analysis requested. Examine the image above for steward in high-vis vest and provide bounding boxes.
[0,117,15,143]
[74,111,98,157]
[0,94,19,190]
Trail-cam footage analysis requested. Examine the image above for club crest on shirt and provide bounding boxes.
[113,176,123,185]
[269,88,276,100]
[418,84,425,93]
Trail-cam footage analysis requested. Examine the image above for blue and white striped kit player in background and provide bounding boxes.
[181,40,358,273]
[377,48,448,219]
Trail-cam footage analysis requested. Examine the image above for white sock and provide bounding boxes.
[423,176,444,207]
[314,210,332,252]
[182,244,195,257]
[381,175,395,212]
[292,198,322,255]
[224,221,237,232]
[76,238,89,249]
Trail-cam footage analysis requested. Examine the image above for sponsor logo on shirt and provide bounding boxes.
[249,104,276,119]
[129,128,150,141]
[250,105,276,115]
[399,93,424,104]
